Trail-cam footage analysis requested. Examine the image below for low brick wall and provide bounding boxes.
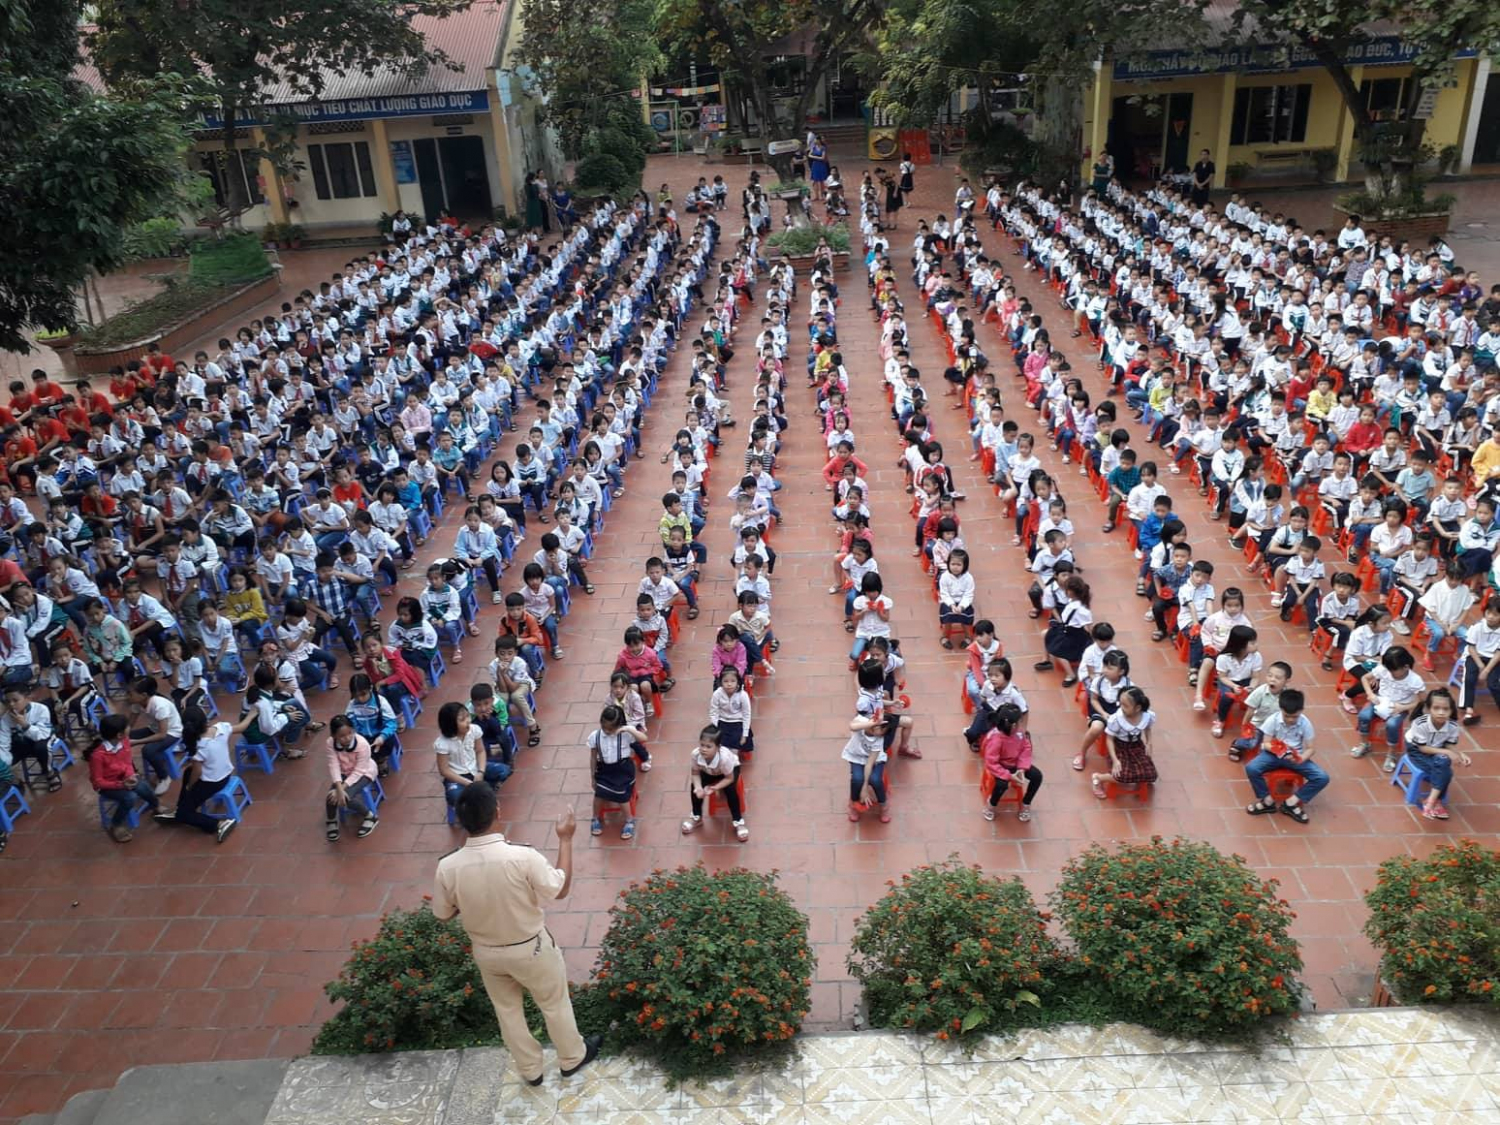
[73,271,281,376]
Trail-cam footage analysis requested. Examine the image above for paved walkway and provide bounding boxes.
[263,1009,1500,1124]
[3,153,1498,1122]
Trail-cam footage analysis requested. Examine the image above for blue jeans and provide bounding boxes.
[1245,750,1330,804]
[443,760,512,805]
[1405,747,1454,799]
[1357,704,1406,746]
[1424,621,1467,653]
[99,779,160,826]
[849,760,887,805]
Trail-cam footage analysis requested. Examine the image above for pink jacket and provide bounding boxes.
[981,729,1033,783]
[711,640,748,680]
[327,732,378,786]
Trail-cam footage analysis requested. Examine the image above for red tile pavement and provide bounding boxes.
[2,153,1497,1122]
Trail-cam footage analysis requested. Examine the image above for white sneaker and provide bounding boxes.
[1142,609,1154,621]
[1269,593,1283,608]
[1390,619,1411,635]
[491,591,505,604]
[153,778,173,796]
[1133,549,1143,560]
[681,816,701,834]
[734,819,750,841]
[982,805,995,821]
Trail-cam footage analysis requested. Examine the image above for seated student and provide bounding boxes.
[126,675,183,796]
[324,714,380,841]
[152,704,248,842]
[520,563,563,661]
[1148,541,1193,641]
[613,625,671,712]
[468,683,516,766]
[1401,687,1471,821]
[1315,571,1363,667]
[1211,625,1263,740]
[497,592,548,681]
[1416,559,1478,672]
[88,713,161,843]
[726,590,776,677]
[979,703,1042,823]
[346,673,399,774]
[587,703,649,839]
[0,683,56,793]
[360,631,422,720]
[682,723,748,841]
[1090,685,1158,799]
[1271,534,1325,625]
[434,701,510,810]
[388,596,440,679]
[1258,506,1310,578]
[1075,649,1132,770]
[1456,596,1500,725]
[1026,528,1074,618]
[489,634,541,747]
[1243,687,1329,824]
[964,656,1028,747]
[1227,660,1291,763]
[1352,645,1424,769]
[119,577,178,669]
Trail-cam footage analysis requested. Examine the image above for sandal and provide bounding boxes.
[1151,630,1167,642]
[590,818,603,836]
[1246,799,1277,815]
[686,607,699,620]
[1071,755,1085,771]
[1017,808,1032,823]
[1211,722,1224,738]
[1187,671,1199,688]
[1228,749,1243,763]
[452,650,464,663]
[1320,658,1334,671]
[326,821,341,841]
[844,620,855,633]
[584,584,596,595]
[1027,609,1040,619]
[1060,676,1078,688]
[940,637,954,650]
[528,726,542,747]
[1090,780,1108,799]
[620,819,635,840]
[1422,803,1450,820]
[878,808,892,823]
[467,623,480,637]
[660,677,676,692]
[1279,800,1310,824]
[46,772,62,793]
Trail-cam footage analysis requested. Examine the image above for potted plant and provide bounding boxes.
[284,223,306,250]
[1439,143,1462,176]
[765,222,852,272]
[1310,148,1339,183]
[261,221,285,249]
[1225,161,1254,189]
[1363,838,1500,1009]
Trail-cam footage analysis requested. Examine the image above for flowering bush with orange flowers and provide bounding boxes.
[847,860,1062,1039]
[314,902,498,1054]
[1364,838,1500,1007]
[1052,837,1304,1037]
[591,865,813,1081]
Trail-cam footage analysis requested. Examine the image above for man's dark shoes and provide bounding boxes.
[560,1035,603,1078]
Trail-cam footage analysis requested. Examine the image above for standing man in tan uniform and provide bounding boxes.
[432,781,602,1085]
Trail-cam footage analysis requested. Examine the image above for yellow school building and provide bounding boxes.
[1084,37,1493,188]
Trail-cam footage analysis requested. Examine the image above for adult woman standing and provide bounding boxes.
[523,173,544,231]
[807,134,830,200]
[1191,148,1215,207]
[1090,151,1115,195]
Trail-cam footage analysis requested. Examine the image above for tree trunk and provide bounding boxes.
[1033,76,1083,188]
[219,100,248,212]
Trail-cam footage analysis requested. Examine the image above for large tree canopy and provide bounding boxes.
[514,0,663,159]
[89,0,473,208]
[655,0,884,173]
[864,0,1211,178]
[0,0,192,352]
[1239,0,1500,170]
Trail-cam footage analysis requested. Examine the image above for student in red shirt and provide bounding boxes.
[7,381,35,421]
[56,398,90,434]
[29,369,64,406]
[3,427,38,487]
[1343,402,1383,472]
[74,380,113,417]
[108,366,139,402]
[32,412,70,457]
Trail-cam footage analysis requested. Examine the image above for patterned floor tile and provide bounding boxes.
[797,1098,933,1125]
[802,1034,924,1071]
[803,1064,926,1104]
[921,1062,1041,1103]
[677,1071,763,1110]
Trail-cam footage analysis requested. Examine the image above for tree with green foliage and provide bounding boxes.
[0,0,193,352]
[655,0,884,175]
[1236,0,1500,197]
[88,0,473,212]
[863,0,1211,183]
[513,0,663,160]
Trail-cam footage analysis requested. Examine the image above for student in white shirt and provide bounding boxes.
[1353,646,1424,768]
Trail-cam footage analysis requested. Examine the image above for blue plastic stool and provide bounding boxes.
[1390,753,1431,805]
[201,693,221,720]
[399,692,422,729]
[96,790,146,831]
[234,736,282,774]
[142,739,184,786]
[425,650,447,689]
[384,735,403,774]
[0,785,31,833]
[202,774,253,820]
[337,776,385,822]
[217,651,249,693]
[460,584,479,622]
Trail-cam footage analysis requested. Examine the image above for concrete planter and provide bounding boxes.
[778,251,850,274]
[73,270,281,376]
[1332,202,1451,244]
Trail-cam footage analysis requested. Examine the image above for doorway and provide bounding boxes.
[1473,80,1500,166]
[828,53,869,121]
[1109,92,1194,180]
[412,135,492,219]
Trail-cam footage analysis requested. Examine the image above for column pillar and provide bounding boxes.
[1213,72,1236,187]
[251,127,289,225]
[1334,66,1364,183]
[488,72,521,218]
[1459,57,1490,173]
[368,118,403,212]
[1084,61,1113,183]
